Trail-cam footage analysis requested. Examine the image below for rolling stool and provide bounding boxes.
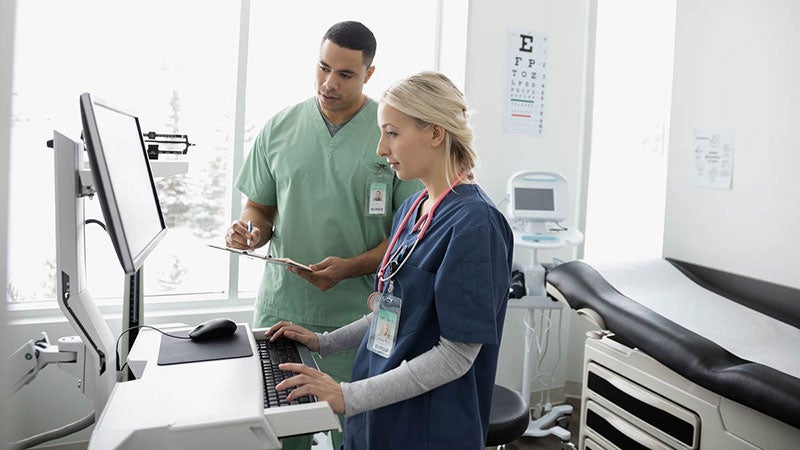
[486,384,529,449]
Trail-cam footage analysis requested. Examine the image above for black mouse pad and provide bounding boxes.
[157,324,253,366]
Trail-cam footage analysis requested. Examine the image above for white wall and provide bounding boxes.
[664,0,800,289]
[2,1,17,447]
[464,0,594,395]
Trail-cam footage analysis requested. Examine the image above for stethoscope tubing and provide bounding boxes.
[376,173,466,293]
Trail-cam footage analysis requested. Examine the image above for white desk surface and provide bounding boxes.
[90,324,339,450]
[110,325,264,426]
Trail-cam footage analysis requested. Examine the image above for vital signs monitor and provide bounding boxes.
[507,171,569,234]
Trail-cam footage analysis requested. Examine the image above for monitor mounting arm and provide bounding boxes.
[7,132,115,418]
[52,131,118,412]
[7,333,79,394]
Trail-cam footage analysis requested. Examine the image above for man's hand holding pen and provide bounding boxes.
[226,220,260,251]
[225,219,354,292]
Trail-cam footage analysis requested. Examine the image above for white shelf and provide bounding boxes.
[512,227,584,250]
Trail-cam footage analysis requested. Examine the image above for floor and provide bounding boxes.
[488,397,581,450]
[312,397,582,450]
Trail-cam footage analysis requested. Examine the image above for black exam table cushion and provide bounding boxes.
[546,260,800,430]
[667,258,800,330]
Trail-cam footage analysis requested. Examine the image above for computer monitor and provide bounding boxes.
[80,93,167,274]
[507,171,569,230]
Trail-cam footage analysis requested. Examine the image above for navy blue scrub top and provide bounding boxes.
[344,184,514,450]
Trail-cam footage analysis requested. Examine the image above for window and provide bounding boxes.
[9,1,240,304]
[239,0,454,292]
[583,0,676,263]
[8,1,466,309]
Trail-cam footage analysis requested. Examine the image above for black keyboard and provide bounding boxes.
[257,337,316,407]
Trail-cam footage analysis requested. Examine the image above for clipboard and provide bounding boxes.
[207,244,312,272]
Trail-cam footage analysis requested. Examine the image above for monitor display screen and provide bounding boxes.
[80,94,166,274]
[514,187,555,212]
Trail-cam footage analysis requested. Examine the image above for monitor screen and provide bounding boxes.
[80,93,167,274]
[507,171,569,223]
[514,187,555,212]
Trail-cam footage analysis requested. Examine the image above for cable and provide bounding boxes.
[115,325,190,372]
[522,313,536,359]
[524,309,566,411]
[8,411,95,449]
[538,310,566,409]
[496,196,509,210]
[537,311,553,369]
[538,310,553,406]
[117,362,131,382]
[84,218,107,231]
[524,311,552,412]
[521,313,542,416]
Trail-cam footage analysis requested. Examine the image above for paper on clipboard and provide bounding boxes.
[207,244,312,272]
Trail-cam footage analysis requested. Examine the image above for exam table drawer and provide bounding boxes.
[584,400,675,450]
[586,362,700,449]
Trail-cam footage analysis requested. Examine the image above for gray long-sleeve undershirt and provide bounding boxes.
[316,312,482,417]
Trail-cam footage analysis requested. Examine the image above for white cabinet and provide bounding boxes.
[578,336,800,450]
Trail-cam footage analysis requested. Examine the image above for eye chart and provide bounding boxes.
[504,30,549,136]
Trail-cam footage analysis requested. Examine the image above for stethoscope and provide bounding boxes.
[374,173,467,297]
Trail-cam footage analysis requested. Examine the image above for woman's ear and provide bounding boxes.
[430,124,446,148]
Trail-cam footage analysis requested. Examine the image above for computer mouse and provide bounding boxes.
[189,318,237,342]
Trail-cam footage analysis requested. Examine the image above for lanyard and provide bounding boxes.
[376,173,466,293]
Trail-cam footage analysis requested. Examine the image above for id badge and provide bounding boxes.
[367,292,402,357]
[365,164,392,217]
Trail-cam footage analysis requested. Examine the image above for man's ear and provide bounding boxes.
[364,65,376,84]
[430,125,446,148]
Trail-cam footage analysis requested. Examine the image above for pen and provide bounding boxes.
[247,220,252,247]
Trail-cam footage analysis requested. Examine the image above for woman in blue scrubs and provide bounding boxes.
[269,71,514,449]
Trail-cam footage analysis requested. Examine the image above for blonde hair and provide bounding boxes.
[381,71,476,183]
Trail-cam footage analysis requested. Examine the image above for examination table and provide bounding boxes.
[545,258,800,450]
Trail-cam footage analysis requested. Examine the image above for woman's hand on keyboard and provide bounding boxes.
[265,320,320,352]
[275,363,345,414]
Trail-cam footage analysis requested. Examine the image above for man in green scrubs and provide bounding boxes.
[226,21,421,450]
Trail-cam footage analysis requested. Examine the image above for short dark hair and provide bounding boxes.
[322,21,377,68]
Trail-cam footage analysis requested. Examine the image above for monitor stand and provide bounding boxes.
[120,270,144,378]
[508,223,584,447]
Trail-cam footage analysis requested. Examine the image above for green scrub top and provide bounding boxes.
[236,96,422,327]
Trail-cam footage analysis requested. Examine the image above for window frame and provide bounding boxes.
[7,0,465,322]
